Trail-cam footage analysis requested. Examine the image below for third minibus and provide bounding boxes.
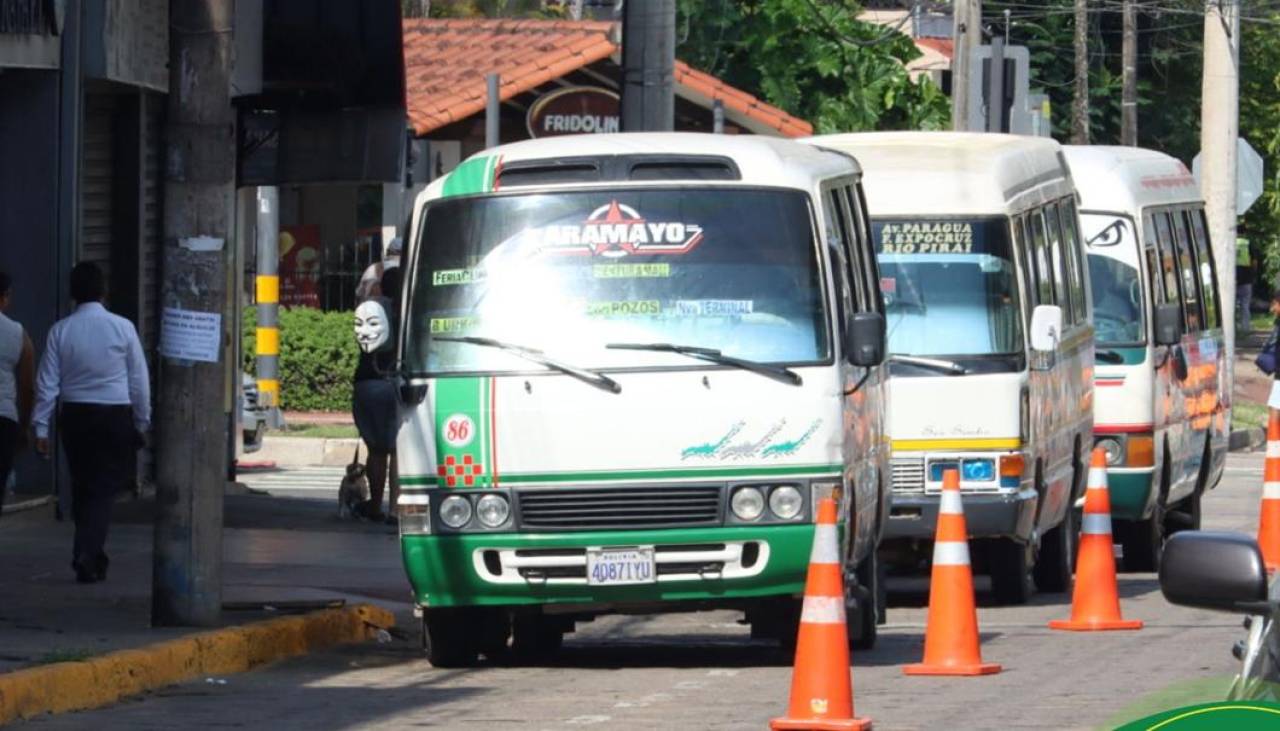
[807,132,1095,604]
[1065,145,1228,571]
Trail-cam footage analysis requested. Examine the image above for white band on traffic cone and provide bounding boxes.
[1081,513,1112,536]
[1267,441,1280,459]
[939,489,964,515]
[1265,482,1280,500]
[800,595,847,625]
[809,524,840,565]
[1087,469,1108,490]
[932,540,971,566]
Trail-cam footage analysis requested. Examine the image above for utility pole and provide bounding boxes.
[951,0,981,131]
[1201,0,1240,375]
[153,0,236,627]
[620,0,675,132]
[1071,0,1090,144]
[1121,0,1137,145]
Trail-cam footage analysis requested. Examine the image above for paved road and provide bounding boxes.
[25,453,1269,730]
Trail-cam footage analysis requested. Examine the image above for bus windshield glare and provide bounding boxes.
[1082,213,1145,346]
[872,217,1023,357]
[405,189,830,375]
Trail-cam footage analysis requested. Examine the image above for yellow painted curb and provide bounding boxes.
[0,603,396,725]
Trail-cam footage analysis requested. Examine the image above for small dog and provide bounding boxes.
[338,461,371,518]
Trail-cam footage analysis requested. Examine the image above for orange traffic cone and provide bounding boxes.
[1258,412,1280,571]
[1049,448,1143,631]
[903,469,1001,676]
[771,497,871,731]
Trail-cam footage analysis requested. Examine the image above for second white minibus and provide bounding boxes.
[807,132,1095,604]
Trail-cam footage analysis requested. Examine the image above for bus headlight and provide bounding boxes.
[768,486,804,520]
[475,494,510,528]
[399,504,431,535]
[1097,437,1124,466]
[731,486,765,521]
[439,495,473,529]
[961,459,995,482]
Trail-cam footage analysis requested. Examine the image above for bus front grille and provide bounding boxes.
[515,486,723,531]
[891,456,926,494]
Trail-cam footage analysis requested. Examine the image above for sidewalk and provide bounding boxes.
[0,487,411,677]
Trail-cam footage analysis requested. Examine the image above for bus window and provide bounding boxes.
[1059,199,1088,324]
[1045,203,1072,322]
[837,185,873,312]
[1189,207,1220,329]
[1144,246,1163,317]
[1171,208,1203,331]
[854,185,885,316]
[824,189,856,331]
[1012,215,1033,323]
[1152,211,1182,311]
[1031,209,1055,306]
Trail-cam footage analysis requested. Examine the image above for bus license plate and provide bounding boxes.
[586,547,656,586]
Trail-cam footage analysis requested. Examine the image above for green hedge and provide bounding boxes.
[242,307,358,412]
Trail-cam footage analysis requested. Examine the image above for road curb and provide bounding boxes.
[1229,427,1266,453]
[0,603,395,725]
[0,495,52,516]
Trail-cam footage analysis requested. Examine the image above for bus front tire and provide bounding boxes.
[422,609,479,668]
[848,552,884,650]
[511,615,565,660]
[1033,506,1077,594]
[988,538,1033,605]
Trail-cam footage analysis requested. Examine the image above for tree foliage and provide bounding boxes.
[991,0,1280,282]
[676,0,951,132]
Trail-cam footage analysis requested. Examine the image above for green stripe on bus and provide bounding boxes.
[401,463,843,487]
[441,155,497,198]
[433,377,494,488]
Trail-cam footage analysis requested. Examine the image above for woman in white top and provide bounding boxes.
[0,271,36,515]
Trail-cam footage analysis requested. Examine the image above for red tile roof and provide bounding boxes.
[914,37,954,60]
[402,18,812,138]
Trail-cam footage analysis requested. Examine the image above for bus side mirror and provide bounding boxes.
[1160,532,1269,614]
[1029,305,1062,371]
[399,380,428,406]
[1154,303,1183,347]
[1029,305,1062,353]
[846,312,886,367]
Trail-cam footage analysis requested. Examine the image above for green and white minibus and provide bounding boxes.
[807,132,1095,604]
[1064,146,1228,571]
[395,133,891,665]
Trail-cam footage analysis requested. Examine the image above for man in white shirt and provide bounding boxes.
[33,262,151,583]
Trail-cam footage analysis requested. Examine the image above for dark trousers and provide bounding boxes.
[59,403,135,572]
[0,417,17,515]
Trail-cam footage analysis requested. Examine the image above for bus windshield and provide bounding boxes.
[404,188,830,375]
[1082,213,1145,346]
[872,217,1023,357]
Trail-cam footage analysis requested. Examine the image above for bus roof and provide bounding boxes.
[437,132,861,196]
[1062,145,1201,214]
[804,132,1072,216]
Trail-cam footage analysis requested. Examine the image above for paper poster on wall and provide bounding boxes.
[280,224,322,307]
[160,307,222,363]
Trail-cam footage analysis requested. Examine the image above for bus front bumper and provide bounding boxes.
[1105,468,1157,522]
[401,524,818,609]
[884,487,1039,541]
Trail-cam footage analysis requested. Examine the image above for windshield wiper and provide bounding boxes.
[436,336,621,394]
[606,342,802,386]
[1096,349,1125,364]
[888,354,969,375]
